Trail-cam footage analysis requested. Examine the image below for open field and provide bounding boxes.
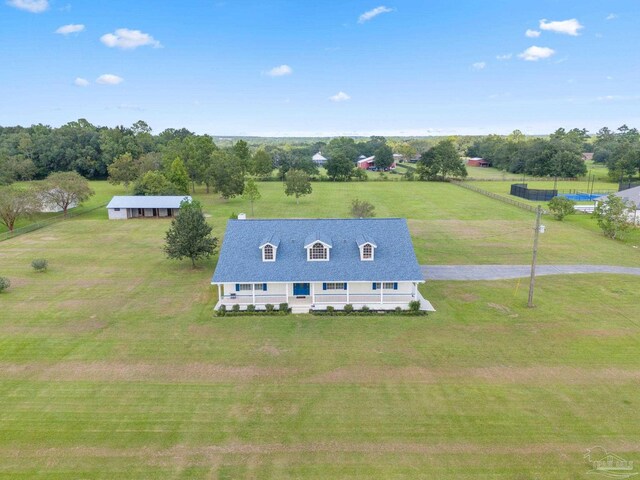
[1,181,640,477]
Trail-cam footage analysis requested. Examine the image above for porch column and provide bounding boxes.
[346,282,349,303]
[380,285,384,305]
[252,284,255,304]
[412,282,416,298]
[311,283,315,304]
[217,284,221,301]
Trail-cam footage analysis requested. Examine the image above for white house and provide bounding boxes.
[596,187,640,224]
[312,151,327,166]
[211,218,434,313]
[106,196,191,220]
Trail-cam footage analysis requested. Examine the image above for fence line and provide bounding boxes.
[451,181,548,214]
[0,203,107,243]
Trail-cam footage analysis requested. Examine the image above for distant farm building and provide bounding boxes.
[106,196,191,220]
[467,157,490,167]
[312,151,327,166]
[582,153,594,161]
[356,155,397,171]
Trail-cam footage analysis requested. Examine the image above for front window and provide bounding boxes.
[310,242,327,260]
[237,284,252,291]
[325,282,345,290]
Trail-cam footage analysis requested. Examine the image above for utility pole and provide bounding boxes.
[528,205,542,308]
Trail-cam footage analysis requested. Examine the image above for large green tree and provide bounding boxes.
[206,151,245,199]
[325,137,358,162]
[107,152,139,187]
[284,169,312,204]
[39,171,94,217]
[325,152,355,181]
[167,157,190,194]
[232,140,251,174]
[164,199,218,267]
[251,148,274,177]
[133,171,178,196]
[417,139,467,180]
[373,144,394,170]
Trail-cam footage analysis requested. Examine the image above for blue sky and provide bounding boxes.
[1,0,638,136]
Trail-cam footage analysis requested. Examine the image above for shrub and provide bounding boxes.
[395,306,403,313]
[232,304,240,312]
[217,304,226,316]
[548,196,576,221]
[350,199,375,218]
[326,306,335,315]
[279,302,289,312]
[360,305,370,313]
[246,304,256,312]
[404,171,415,181]
[353,169,368,181]
[409,300,421,312]
[343,304,354,314]
[265,303,275,312]
[0,277,10,293]
[31,259,48,272]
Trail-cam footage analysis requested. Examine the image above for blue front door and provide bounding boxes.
[293,283,310,296]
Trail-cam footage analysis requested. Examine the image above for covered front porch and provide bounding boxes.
[213,281,435,313]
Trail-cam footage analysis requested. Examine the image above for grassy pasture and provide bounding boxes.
[0,181,639,478]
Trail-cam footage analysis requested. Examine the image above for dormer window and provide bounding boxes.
[259,234,280,262]
[304,234,332,262]
[309,242,328,260]
[357,235,377,261]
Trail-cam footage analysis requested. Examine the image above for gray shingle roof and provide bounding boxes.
[212,218,424,283]
[597,186,640,207]
[106,196,191,209]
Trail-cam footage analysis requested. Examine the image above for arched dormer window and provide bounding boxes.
[263,244,274,261]
[310,242,328,260]
[362,243,373,260]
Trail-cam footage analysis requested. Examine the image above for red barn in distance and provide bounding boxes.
[467,157,490,167]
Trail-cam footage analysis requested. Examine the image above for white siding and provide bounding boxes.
[108,208,128,220]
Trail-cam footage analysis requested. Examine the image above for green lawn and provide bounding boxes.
[1,181,639,478]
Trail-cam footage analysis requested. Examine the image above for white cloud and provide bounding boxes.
[496,53,512,61]
[606,76,614,80]
[96,74,123,85]
[265,64,293,77]
[606,13,617,20]
[525,29,541,38]
[471,62,486,71]
[518,46,555,61]
[539,18,584,36]
[74,77,89,87]
[7,0,48,13]
[100,28,161,49]
[358,6,393,23]
[55,24,85,35]
[329,91,351,102]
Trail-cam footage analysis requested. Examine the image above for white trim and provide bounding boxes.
[211,280,425,285]
[307,242,330,261]
[359,242,375,261]
[261,243,277,262]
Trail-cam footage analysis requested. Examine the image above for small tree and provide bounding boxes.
[350,199,375,218]
[548,196,576,221]
[39,171,94,217]
[594,194,633,239]
[0,277,10,293]
[167,157,190,194]
[417,139,467,181]
[0,185,40,232]
[107,152,139,187]
[284,169,312,204]
[164,199,218,267]
[242,178,261,216]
